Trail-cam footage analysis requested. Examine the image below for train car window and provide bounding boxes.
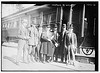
[31,17,36,24]
[36,16,41,25]
[16,21,19,28]
[51,12,56,23]
[5,23,8,29]
[4,23,6,28]
[8,22,10,28]
[3,24,5,28]
[93,18,96,36]
[84,18,88,36]
[12,22,15,28]
[10,22,12,28]
[13,22,15,28]
[43,14,48,24]
[13,21,17,28]
[2,23,3,28]
[48,14,51,24]
[11,22,13,28]
[8,23,11,28]
[7,23,9,28]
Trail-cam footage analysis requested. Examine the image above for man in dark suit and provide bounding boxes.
[61,24,68,63]
[53,25,59,62]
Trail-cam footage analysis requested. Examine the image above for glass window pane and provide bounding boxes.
[51,12,56,23]
[43,14,48,24]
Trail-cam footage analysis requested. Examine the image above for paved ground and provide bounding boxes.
[1,42,95,71]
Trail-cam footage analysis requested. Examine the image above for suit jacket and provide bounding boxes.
[40,32,48,42]
[18,26,29,40]
[40,32,48,54]
[62,31,68,52]
[51,33,58,47]
[67,32,77,50]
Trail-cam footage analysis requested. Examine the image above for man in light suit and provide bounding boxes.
[16,19,30,64]
[67,24,77,66]
[28,24,37,63]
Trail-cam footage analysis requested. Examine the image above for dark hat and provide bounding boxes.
[67,23,73,30]
[69,24,73,29]
[63,24,66,28]
[38,24,42,27]
[42,22,48,27]
[47,24,51,28]
[50,23,57,28]
[54,23,57,28]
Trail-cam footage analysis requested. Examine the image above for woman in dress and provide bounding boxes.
[47,25,57,62]
[40,24,48,63]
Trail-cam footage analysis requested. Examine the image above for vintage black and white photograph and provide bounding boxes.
[1,1,98,72]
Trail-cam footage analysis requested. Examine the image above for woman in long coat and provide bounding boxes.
[40,25,48,63]
[47,26,57,62]
[36,26,42,62]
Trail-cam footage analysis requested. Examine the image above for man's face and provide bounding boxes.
[69,28,73,33]
[39,27,42,31]
[55,28,57,31]
[47,27,50,31]
[63,26,66,31]
[22,19,28,27]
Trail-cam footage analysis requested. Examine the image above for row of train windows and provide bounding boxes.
[31,13,56,25]
[3,21,19,29]
[2,13,56,29]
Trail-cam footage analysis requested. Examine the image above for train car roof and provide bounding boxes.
[2,4,49,22]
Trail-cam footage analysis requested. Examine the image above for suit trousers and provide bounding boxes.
[16,39,29,63]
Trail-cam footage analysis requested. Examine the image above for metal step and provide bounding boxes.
[75,48,95,64]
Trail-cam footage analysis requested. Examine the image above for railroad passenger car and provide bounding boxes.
[2,3,97,57]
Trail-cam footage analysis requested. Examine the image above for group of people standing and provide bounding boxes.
[16,18,77,66]
[16,19,58,64]
[60,23,77,66]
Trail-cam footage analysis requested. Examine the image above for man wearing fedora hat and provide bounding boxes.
[50,23,59,62]
[66,24,77,66]
[40,23,49,63]
[46,24,57,62]
[61,24,69,63]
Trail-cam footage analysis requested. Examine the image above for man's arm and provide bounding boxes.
[74,33,77,48]
[65,32,68,49]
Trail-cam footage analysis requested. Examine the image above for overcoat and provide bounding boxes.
[40,32,48,54]
[61,31,68,55]
[67,32,77,53]
[28,26,36,46]
[47,31,55,57]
